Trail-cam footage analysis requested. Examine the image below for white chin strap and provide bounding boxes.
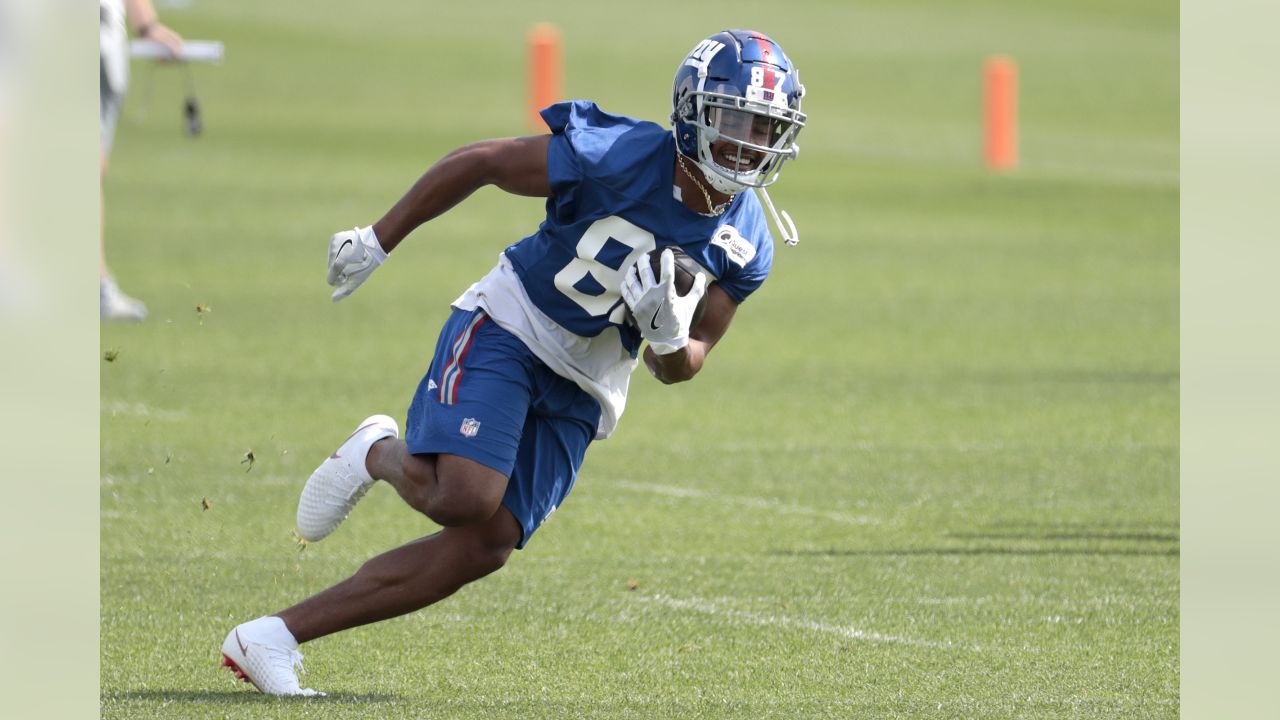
[695,159,800,247]
[756,186,799,246]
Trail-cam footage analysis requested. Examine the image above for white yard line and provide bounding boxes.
[640,594,977,651]
[614,480,878,526]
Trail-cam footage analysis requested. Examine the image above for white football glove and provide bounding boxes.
[621,248,707,355]
[326,226,388,302]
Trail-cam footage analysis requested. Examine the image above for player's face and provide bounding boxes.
[707,107,784,172]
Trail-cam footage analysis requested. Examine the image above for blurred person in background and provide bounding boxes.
[0,2,13,313]
[99,0,183,321]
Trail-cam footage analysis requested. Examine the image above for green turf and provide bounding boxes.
[101,1,1178,717]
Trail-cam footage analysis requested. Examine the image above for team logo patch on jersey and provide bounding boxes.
[460,418,481,438]
[711,225,756,267]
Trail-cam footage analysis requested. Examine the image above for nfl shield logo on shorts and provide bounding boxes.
[459,418,481,438]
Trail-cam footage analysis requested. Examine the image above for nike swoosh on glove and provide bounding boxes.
[620,248,707,355]
[326,226,388,301]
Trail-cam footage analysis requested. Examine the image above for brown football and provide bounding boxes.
[645,246,709,329]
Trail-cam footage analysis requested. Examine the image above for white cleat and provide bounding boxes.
[100,275,148,322]
[220,617,324,697]
[296,414,399,542]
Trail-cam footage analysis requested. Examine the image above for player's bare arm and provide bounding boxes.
[374,134,552,252]
[326,134,551,301]
[644,283,738,384]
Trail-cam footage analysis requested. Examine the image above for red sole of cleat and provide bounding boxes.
[221,654,263,692]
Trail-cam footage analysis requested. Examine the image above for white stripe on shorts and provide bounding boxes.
[440,313,486,405]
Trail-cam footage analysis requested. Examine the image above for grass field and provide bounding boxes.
[100,0,1178,717]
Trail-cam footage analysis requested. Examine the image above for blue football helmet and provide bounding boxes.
[671,29,806,195]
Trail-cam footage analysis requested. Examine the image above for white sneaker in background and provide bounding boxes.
[100,275,148,322]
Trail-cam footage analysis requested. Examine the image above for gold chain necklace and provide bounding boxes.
[676,153,735,216]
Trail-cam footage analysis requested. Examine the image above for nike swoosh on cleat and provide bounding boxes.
[235,628,249,656]
[649,302,664,331]
[329,420,381,459]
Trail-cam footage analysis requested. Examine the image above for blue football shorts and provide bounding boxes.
[405,307,601,548]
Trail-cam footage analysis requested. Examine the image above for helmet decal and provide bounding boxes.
[683,38,726,77]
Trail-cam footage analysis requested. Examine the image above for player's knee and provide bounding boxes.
[465,517,519,575]
[422,457,508,526]
[425,488,503,527]
[467,536,514,576]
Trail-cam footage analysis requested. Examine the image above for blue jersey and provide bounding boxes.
[453,101,776,439]
[504,100,775,357]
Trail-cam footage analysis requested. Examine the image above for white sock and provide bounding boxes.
[240,615,300,649]
[348,417,399,483]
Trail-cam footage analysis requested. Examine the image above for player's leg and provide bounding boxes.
[277,503,522,643]
[296,309,530,541]
[220,507,520,696]
[222,315,597,696]
[366,439,509,527]
[223,311,541,694]
[281,360,600,643]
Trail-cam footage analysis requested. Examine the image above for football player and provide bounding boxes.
[221,29,806,695]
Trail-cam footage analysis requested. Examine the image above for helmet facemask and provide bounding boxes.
[678,87,805,195]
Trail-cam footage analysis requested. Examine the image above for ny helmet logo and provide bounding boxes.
[683,39,725,74]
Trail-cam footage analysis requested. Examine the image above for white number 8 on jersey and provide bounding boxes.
[552,216,656,324]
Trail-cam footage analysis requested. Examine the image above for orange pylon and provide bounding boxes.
[983,56,1018,171]
[528,23,562,131]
